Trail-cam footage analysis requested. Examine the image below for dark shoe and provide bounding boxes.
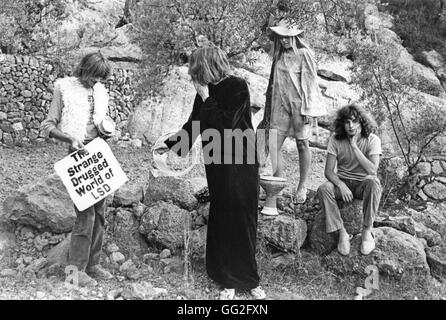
[86,265,114,280]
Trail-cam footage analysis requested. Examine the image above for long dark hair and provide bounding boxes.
[334,103,378,140]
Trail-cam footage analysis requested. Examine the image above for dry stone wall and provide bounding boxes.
[0,54,136,146]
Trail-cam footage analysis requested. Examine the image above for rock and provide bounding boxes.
[259,215,307,252]
[160,256,184,274]
[27,258,48,273]
[23,256,33,265]
[422,50,445,70]
[323,227,430,284]
[2,174,75,233]
[317,69,348,82]
[270,254,298,270]
[418,190,428,202]
[309,199,364,255]
[423,182,446,200]
[414,221,442,247]
[47,234,71,267]
[107,288,123,300]
[121,282,167,300]
[110,252,126,265]
[144,174,198,211]
[197,202,210,223]
[46,263,64,278]
[405,203,446,239]
[187,177,209,202]
[101,46,142,62]
[374,216,416,236]
[432,161,444,175]
[106,243,120,254]
[0,269,17,278]
[34,236,50,251]
[139,202,192,252]
[112,185,144,207]
[416,162,432,176]
[106,208,147,256]
[143,253,159,262]
[119,259,137,274]
[159,249,171,259]
[128,66,196,143]
[188,226,207,262]
[426,243,446,281]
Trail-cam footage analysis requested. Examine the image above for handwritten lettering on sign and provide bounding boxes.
[54,138,128,211]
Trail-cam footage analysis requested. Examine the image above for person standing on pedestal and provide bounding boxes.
[267,19,327,204]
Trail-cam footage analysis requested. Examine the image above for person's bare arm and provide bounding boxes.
[349,134,380,175]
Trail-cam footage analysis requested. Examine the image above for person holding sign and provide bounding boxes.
[41,52,114,287]
[154,45,266,300]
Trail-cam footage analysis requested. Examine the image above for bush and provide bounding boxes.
[351,37,446,181]
[0,0,67,54]
[380,0,446,63]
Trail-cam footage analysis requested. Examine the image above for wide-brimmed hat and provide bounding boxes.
[269,19,304,37]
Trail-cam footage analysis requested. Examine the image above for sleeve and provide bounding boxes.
[368,135,382,156]
[164,94,202,156]
[327,135,338,156]
[40,82,63,138]
[199,78,250,130]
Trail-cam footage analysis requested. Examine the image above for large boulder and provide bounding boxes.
[258,215,307,252]
[308,199,363,255]
[128,65,269,144]
[106,208,148,257]
[144,174,198,211]
[323,227,430,284]
[406,203,446,239]
[2,174,75,233]
[112,184,144,207]
[364,3,445,97]
[426,243,446,281]
[139,202,192,253]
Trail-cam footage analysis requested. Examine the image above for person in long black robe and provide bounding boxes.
[160,51,262,297]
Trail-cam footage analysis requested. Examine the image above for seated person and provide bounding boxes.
[317,103,382,256]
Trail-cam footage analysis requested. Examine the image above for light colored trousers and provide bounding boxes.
[317,176,382,233]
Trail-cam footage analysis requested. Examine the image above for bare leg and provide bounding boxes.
[270,132,287,178]
[295,139,311,195]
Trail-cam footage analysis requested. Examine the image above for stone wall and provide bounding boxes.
[416,156,446,202]
[385,155,446,202]
[0,54,136,146]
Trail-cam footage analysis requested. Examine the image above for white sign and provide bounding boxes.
[54,138,128,211]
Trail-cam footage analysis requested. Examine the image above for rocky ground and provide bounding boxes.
[1,141,446,300]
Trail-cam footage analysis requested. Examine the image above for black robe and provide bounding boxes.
[165,75,260,289]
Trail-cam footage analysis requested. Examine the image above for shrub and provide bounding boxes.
[351,37,446,185]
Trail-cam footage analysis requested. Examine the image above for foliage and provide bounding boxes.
[380,0,446,63]
[318,0,369,36]
[131,0,321,95]
[351,37,446,179]
[0,0,68,54]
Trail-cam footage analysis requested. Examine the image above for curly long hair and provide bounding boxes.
[333,104,378,140]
